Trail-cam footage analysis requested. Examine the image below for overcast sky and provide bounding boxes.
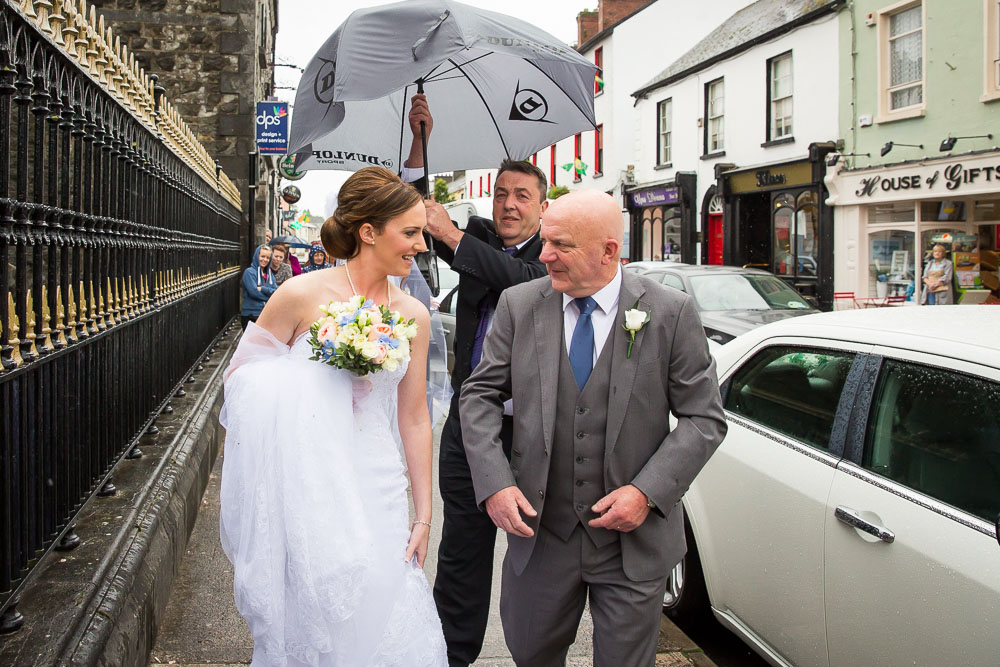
[273,0,589,220]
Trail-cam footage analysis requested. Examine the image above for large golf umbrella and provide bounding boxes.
[287,0,598,177]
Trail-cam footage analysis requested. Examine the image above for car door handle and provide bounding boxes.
[835,506,895,543]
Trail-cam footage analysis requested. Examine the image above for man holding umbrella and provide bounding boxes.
[408,100,548,667]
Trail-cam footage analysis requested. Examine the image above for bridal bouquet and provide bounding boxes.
[308,295,418,376]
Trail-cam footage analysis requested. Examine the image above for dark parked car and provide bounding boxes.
[641,265,818,344]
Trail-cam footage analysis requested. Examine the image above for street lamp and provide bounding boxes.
[939,134,993,151]
[880,141,923,157]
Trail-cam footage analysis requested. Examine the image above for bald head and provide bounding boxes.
[545,190,624,245]
[539,190,624,297]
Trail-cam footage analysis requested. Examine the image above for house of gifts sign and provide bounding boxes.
[827,152,1000,206]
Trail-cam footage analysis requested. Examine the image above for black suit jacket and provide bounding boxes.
[435,215,547,399]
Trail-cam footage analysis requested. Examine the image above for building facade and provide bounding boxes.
[826,0,1000,305]
[91,0,279,251]
[630,0,843,308]
[554,0,752,260]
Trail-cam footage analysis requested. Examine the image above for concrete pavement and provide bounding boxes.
[149,417,712,666]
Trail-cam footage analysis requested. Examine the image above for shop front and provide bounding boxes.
[625,172,696,263]
[825,151,1000,306]
[719,151,834,308]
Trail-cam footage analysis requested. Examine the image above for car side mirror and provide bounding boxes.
[803,295,820,309]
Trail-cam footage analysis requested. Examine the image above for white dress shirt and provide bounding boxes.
[561,265,622,364]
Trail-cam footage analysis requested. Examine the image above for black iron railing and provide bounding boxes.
[0,0,243,630]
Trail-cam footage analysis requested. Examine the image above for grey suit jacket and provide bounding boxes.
[460,270,727,580]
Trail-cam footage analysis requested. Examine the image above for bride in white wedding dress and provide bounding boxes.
[219,167,447,666]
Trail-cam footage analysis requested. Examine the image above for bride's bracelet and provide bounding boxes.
[412,520,431,529]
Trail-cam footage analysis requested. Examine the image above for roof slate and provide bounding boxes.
[633,0,839,97]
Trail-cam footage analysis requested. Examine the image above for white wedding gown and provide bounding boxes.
[219,323,447,666]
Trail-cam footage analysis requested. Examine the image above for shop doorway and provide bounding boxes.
[706,194,724,265]
[737,192,771,269]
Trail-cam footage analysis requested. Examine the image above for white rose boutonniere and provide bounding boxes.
[622,301,649,358]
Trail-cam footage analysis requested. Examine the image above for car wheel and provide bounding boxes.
[663,520,710,621]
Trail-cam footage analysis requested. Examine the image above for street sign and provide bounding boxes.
[279,154,305,180]
[281,185,301,204]
[255,102,289,155]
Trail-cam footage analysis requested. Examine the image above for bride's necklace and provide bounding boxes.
[345,260,391,308]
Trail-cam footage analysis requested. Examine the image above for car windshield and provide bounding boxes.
[688,274,812,311]
[436,261,460,293]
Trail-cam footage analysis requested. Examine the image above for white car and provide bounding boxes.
[668,306,1000,667]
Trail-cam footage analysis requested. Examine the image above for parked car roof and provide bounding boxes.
[623,260,686,274]
[722,306,1000,370]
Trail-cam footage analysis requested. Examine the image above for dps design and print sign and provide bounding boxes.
[826,151,1000,205]
[256,102,289,155]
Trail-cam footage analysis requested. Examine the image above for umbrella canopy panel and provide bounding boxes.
[289,0,597,173]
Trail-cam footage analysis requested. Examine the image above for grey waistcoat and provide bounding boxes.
[540,332,617,548]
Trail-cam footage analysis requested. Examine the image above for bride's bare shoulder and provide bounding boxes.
[258,268,352,341]
[389,289,431,327]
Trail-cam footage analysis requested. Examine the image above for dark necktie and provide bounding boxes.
[470,246,518,369]
[569,297,598,390]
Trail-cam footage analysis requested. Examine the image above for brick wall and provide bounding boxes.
[578,10,598,46]
[598,0,655,33]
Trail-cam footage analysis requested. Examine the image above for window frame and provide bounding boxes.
[876,0,926,122]
[767,51,794,141]
[549,144,557,188]
[704,77,725,155]
[657,98,672,166]
[983,0,1000,102]
[573,133,582,183]
[594,124,603,177]
[594,46,604,96]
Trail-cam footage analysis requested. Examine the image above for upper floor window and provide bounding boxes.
[706,78,725,154]
[594,47,604,95]
[768,52,793,140]
[879,2,924,119]
[657,99,672,165]
[984,0,1000,101]
[594,125,604,176]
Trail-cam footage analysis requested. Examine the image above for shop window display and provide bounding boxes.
[773,192,818,277]
[869,230,916,300]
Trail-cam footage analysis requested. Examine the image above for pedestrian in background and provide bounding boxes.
[270,244,293,286]
[240,244,277,330]
[302,245,330,273]
[922,244,954,305]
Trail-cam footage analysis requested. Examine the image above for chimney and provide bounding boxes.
[598,0,654,33]
[577,10,599,46]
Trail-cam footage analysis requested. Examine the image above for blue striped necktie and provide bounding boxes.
[569,297,598,390]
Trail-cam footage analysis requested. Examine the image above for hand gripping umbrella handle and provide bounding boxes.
[416,79,430,198]
[411,10,451,60]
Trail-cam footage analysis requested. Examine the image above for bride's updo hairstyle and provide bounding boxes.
[322,166,422,260]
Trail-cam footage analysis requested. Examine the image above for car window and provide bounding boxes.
[648,272,685,291]
[725,346,856,451]
[863,360,1000,522]
[688,274,812,311]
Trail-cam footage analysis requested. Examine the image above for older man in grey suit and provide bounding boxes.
[460,190,727,666]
